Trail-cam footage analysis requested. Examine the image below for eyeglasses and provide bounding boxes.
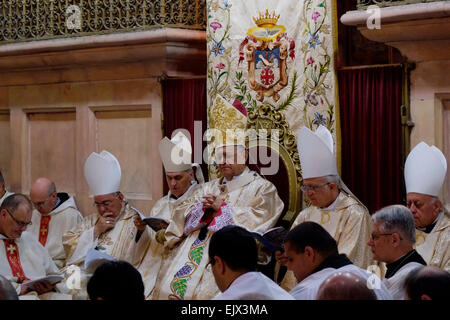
[5,208,32,227]
[370,233,394,241]
[93,193,120,209]
[300,182,330,192]
[406,200,423,210]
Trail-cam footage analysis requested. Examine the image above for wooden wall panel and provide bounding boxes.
[28,111,76,194]
[94,106,153,214]
[0,112,11,188]
[443,100,450,204]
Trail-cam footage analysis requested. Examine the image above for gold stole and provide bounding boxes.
[415,230,439,265]
[217,168,256,201]
[311,209,341,239]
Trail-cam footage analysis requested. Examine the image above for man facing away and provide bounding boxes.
[28,177,83,268]
[368,205,426,299]
[403,266,450,300]
[209,225,293,300]
[404,142,449,271]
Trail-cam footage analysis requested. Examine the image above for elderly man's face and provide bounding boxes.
[0,204,32,239]
[94,193,124,218]
[406,193,441,228]
[284,241,314,283]
[30,189,57,215]
[367,220,393,263]
[303,177,337,208]
[216,146,247,180]
[165,170,194,198]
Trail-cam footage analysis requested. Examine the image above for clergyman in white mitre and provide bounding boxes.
[280,125,373,291]
[134,132,205,299]
[62,150,147,299]
[404,142,449,271]
[152,94,284,300]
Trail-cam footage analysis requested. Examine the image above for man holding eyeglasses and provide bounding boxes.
[0,194,70,299]
[368,205,426,299]
[28,177,83,268]
[62,151,146,299]
[404,142,449,272]
[0,171,14,206]
[279,126,372,291]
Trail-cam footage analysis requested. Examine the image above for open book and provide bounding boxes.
[250,226,288,253]
[84,248,116,273]
[24,274,65,290]
[133,206,169,232]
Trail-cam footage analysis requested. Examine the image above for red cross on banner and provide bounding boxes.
[3,239,29,283]
[39,215,51,246]
[260,68,274,86]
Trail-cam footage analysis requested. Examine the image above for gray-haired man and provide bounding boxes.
[368,205,426,299]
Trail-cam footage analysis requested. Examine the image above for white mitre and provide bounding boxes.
[159,131,204,184]
[404,142,447,197]
[297,125,337,179]
[84,150,122,196]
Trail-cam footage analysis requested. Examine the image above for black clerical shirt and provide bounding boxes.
[385,249,426,279]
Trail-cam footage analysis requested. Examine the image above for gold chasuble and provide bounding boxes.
[152,167,284,300]
[135,183,204,299]
[62,202,143,299]
[415,207,450,272]
[292,192,372,269]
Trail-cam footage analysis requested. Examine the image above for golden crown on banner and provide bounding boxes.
[252,9,280,27]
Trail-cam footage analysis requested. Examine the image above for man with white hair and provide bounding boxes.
[368,205,426,299]
[0,171,14,206]
[404,142,449,271]
[62,151,147,299]
[133,132,205,299]
[280,126,373,290]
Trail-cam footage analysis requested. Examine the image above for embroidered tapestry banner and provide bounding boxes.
[206,0,337,169]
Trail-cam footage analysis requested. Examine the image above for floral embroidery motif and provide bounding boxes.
[207,0,336,178]
[169,234,211,300]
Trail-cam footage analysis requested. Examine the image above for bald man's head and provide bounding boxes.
[316,271,377,300]
[0,275,18,300]
[30,177,57,215]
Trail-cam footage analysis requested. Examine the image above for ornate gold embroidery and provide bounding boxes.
[415,233,426,247]
[321,211,330,225]
[98,235,113,246]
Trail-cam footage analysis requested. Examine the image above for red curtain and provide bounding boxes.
[161,78,208,192]
[338,66,404,214]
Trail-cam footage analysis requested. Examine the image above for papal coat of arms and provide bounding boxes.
[239,10,295,103]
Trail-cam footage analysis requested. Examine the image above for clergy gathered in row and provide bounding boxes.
[0,112,449,299]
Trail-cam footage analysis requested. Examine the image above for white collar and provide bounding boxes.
[222,169,246,184]
[320,192,340,211]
